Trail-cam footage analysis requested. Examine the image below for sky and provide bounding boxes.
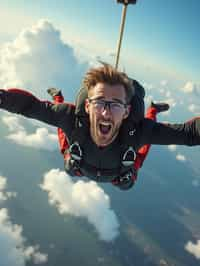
[0,0,199,85]
[0,1,200,265]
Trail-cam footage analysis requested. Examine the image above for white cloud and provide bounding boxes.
[181,81,200,95]
[0,208,48,266]
[2,115,25,132]
[185,240,200,259]
[159,88,165,94]
[0,175,16,202]
[0,176,47,266]
[165,90,171,98]
[7,127,58,151]
[176,154,186,162]
[181,81,195,93]
[142,82,154,91]
[23,245,48,264]
[188,104,200,114]
[0,19,88,99]
[160,80,168,86]
[2,114,58,151]
[168,145,177,152]
[40,169,120,242]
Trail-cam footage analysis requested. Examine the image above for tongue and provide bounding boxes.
[100,124,111,134]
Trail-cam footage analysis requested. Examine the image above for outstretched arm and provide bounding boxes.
[140,118,200,147]
[0,88,75,130]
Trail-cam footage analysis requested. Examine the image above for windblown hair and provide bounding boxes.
[83,62,133,103]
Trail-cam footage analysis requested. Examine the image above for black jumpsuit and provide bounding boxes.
[0,88,200,182]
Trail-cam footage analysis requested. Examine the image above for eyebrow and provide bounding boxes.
[89,97,126,105]
[88,96,104,101]
[112,98,126,104]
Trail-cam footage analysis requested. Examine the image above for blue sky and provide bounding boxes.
[0,0,199,85]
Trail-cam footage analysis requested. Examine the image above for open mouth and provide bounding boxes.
[99,121,112,135]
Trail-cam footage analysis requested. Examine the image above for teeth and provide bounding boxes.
[100,122,111,126]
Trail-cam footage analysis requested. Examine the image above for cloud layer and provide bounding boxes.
[2,114,58,151]
[0,175,48,266]
[0,208,48,266]
[40,169,120,242]
[0,19,88,100]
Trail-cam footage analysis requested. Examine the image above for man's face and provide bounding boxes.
[85,82,130,147]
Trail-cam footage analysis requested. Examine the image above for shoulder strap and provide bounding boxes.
[128,79,145,122]
[71,86,90,145]
[64,115,89,176]
[70,115,89,146]
[74,87,88,116]
[118,79,146,171]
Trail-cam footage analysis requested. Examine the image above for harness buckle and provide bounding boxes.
[122,146,136,167]
[64,142,83,177]
[69,142,82,161]
[119,171,132,182]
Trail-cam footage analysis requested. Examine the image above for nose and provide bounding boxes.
[102,104,112,117]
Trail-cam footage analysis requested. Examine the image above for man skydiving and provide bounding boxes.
[48,87,169,190]
[0,63,200,190]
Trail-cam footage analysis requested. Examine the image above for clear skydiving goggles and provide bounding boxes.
[88,98,128,115]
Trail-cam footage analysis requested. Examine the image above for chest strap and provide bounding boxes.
[64,141,137,181]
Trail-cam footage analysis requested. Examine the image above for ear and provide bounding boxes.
[85,98,90,114]
[123,104,131,119]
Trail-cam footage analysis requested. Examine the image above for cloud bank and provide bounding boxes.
[0,175,48,266]
[2,114,58,151]
[0,19,88,100]
[0,208,48,266]
[40,169,120,242]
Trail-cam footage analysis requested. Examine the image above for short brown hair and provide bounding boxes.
[83,62,133,103]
